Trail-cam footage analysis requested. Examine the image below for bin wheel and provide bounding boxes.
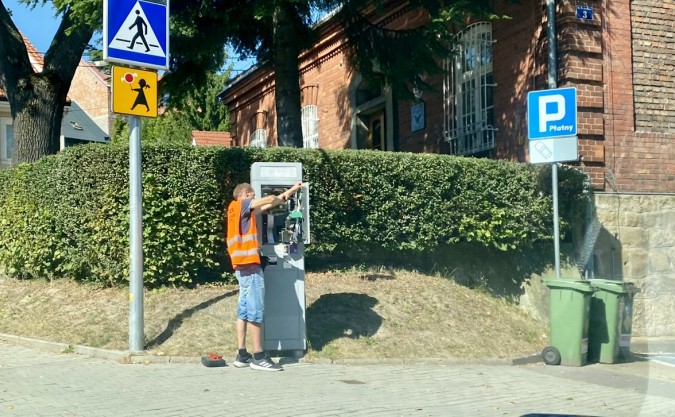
[542,346,561,366]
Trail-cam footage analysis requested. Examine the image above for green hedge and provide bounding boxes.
[0,144,587,287]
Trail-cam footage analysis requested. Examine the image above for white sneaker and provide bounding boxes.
[250,356,283,371]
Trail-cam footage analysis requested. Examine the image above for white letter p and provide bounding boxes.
[539,95,565,133]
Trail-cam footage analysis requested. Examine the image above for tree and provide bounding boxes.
[0,0,240,164]
[0,0,99,164]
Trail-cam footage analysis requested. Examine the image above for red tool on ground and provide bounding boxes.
[201,353,226,367]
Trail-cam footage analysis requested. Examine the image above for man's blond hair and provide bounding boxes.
[233,183,253,199]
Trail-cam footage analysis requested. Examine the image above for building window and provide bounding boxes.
[0,117,13,164]
[249,129,267,148]
[301,105,319,149]
[247,110,268,148]
[444,22,497,155]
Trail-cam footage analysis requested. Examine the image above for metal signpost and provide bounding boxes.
[527,87,579,280]
[104,0,169,352]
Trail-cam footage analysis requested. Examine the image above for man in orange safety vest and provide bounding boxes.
[226,181,303,371]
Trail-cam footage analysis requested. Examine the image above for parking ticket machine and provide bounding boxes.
[250,162,310,355]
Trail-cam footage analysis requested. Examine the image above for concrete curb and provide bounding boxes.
[0,332,542,367]
[0,333,196,365]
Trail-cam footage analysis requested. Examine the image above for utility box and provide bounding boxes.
[251,162,310,356]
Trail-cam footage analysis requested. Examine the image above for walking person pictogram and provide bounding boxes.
[128,10,150,52]
[131,79,151,112]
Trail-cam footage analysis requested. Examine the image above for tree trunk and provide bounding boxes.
[273,1,303,148]
[0,3,94,164]
[12,76,65,164]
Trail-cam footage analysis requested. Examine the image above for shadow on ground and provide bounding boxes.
[306,292,382,352]
[146,290,238,349]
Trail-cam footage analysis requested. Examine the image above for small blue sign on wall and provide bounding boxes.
[576,5,593,21]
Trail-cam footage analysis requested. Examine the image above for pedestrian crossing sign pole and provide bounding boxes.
[103,0,170,70]
[103,0,169,353]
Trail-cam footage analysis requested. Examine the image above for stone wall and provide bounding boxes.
[593,192,675,336]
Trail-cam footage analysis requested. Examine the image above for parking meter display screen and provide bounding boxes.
[259,166,298,179]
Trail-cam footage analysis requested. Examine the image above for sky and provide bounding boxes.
[4,0,253,72]
[5,0,61,55]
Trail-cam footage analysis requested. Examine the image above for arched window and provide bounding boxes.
[248,110,268,148]
[301,105,319,149]
[444,22,497,155]
[249,129,267,148]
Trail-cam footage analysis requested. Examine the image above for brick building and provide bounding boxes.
[220,0,674,193]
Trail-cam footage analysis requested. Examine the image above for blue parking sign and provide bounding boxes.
[527,87,577,140]
[104,0,169,70]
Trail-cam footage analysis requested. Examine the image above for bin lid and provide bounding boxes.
[543,279,594,293]
[588,279,634,294]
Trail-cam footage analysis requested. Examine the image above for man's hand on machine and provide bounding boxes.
[256,182,306,213]
[279,181,304,202]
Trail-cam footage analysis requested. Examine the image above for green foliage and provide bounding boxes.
[0,144,229,286]
[0,145,587,287]
[112,71,231,146]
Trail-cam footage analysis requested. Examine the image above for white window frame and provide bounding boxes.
[249,128,267,148]
[444,22,497,155]
[0,117,13,164]
[301,104,319,149]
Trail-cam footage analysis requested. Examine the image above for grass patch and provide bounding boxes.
[0,268,548,360]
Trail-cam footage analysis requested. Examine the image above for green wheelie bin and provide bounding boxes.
[542,280,594,367]
[619,283,640,359]
[587,279,640,363]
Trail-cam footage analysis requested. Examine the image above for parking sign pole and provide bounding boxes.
[547,0,561,279]
[552,163,561,279]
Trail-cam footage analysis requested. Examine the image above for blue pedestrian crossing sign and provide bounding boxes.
[104,0,169,70]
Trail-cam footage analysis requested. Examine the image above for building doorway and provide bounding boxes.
[368,110,385,150]
[350,74,395,151]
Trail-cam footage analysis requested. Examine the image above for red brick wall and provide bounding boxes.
[299,41,354,150]
[555,0,606,188]
[493,0,546,162]
[224,37,354,149]
[603,0,675,192]
[224,70,277,147]
[631,1,675,132]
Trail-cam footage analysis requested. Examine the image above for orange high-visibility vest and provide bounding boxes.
[226,200,260,268]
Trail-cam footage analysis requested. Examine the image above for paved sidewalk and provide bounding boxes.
[1,341,674,417]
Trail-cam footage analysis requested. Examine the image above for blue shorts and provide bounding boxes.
[235,267,265,323]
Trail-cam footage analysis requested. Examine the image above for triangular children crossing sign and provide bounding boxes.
[104,0,170,70]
